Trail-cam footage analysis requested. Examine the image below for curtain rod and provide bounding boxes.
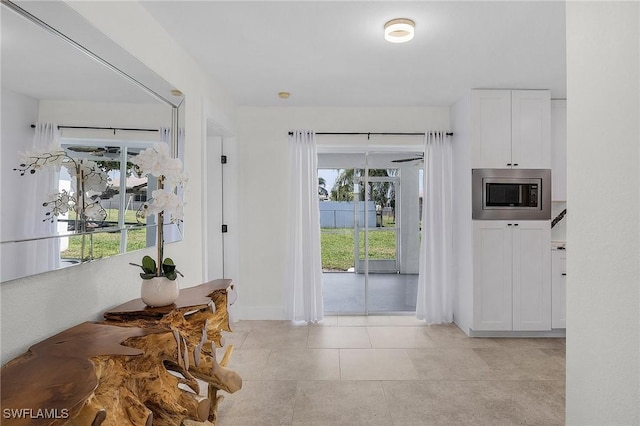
[288,131,453,138]
[30,124,158,134]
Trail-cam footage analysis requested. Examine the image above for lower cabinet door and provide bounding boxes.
[512,222,552,331]
[551,249,567,328]
[473,221,513,331]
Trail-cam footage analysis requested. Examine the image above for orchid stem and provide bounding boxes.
[157,177,164,276]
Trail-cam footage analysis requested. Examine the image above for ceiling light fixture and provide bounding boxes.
[384,18,415,43]
[278,91,290,99]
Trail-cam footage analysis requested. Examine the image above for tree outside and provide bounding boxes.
[318,177,329,199]
[330,168,396,213]
[321,168,398,271]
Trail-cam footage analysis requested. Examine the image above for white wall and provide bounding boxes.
[235,106,449,319]
[450,94,473,334]
[1,1,235,363]
[565,2,639,424]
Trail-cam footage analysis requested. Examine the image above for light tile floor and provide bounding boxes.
[213,316,565,426]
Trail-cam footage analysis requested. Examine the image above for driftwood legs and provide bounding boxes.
[71,311,242,425]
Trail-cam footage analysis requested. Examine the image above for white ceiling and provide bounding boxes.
[141,1,567,107]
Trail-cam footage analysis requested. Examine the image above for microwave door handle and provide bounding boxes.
[519,185,523,204]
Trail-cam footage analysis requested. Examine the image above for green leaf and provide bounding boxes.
[162,258,176,274]
[161,258,183,280]
[141,255,156,274]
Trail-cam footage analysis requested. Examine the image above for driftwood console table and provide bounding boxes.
[1,279,242,426]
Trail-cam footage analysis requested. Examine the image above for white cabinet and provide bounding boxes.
[473,221,551,331]
[551,100,567,201]
[473,221,513,330]
[471,90,512,169]
[471,89,551,169]
[551,248,567,328]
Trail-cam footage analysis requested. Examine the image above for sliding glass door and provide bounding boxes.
[319,150,421,314]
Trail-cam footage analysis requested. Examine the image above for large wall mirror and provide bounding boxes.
[0,0,185,282]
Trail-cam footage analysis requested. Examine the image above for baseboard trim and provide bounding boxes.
[469,328,566,338]
[232,305,286,320]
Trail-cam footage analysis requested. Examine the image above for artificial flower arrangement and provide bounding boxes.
[14,146,109,225]
[128,142,187,280]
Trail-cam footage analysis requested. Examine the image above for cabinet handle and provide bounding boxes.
[507,163,512,166]
[513,223,519,227]
[513,163,519,167]
[507,223,513,226]
[561,273,567,276]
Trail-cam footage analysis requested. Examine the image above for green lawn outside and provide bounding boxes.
[321,228,396,271]
[61,209,148,260]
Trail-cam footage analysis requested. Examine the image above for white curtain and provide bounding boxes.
[286,130,324,323]
[416,131,454,323]
[21,123,61,278]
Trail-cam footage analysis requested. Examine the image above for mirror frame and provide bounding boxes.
[0,0,184,281]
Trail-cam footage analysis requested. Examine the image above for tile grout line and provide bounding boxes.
[379,379,397,426]
[289,379,301,426]
[364,324,373,350]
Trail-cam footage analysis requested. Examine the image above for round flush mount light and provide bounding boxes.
[278,91,290,99]
[170,89,183,97]
[384,18,415,43]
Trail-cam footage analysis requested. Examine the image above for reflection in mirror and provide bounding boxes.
[54,140,152,263]
[0,0,185,282]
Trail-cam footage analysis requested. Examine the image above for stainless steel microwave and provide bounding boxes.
[472,169,551,220]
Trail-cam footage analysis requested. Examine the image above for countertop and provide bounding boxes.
[551,240,566,249]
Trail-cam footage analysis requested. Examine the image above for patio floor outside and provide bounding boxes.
[322,272,418,314]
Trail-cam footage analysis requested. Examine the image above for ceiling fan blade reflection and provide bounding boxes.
[66,146,106,154]
[391,157,423,163]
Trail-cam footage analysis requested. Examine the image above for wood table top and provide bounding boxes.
[0,322,165,425]
[104,279,232,321]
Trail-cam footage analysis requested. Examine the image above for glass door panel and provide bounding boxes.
[360,172,399,275]
[319,167,366,313]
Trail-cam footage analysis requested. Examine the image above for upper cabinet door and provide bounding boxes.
[551,100,567,201]
[471,90,512,168]
[511,90,551,169]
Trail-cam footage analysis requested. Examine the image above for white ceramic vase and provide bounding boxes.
[141,276,180,307]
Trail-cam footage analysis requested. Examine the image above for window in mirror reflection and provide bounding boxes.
[57,140,155,263]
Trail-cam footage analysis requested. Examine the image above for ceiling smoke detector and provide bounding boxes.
[384,18,415,43]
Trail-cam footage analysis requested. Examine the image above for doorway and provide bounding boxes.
[318,150,421,314]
